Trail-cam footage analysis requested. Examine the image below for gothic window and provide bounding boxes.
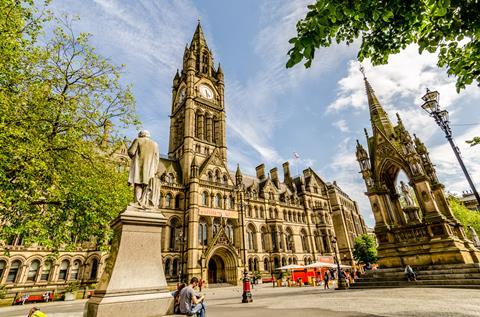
[282,258,287,267]
[198,219,207,246]
[300,230,309,252]
[254,258,258,272]
[313,186,318,194]
[215,194,222,208]
[202,192,208,206]
[213,218,221,236]
[40,261,52,281]
[260,207,264,219]
[247,229,254,250]
[167,174,174,184]
[288,211,292,222]
[214,119,220,144]
[165,194,172,208]
[271,228,277,250]
[58,260,69,280]
[90,259,99,280]
[175,194,181,209]
[227,196,233,209]
[264,258,269,271]
[223,175,228,185]
[269,208,273,219]
[7,260,21,283]
[165,259,171,276]
[248,258,253,272]
[169,218,180,250]
[247,206,252,218]
[261,228,267,251]
[70,260,81,280]
[208,171,213,182]
[27,260,40,282]
[288,258,292,265]
[172,259,178,276]
[274,209,279,219]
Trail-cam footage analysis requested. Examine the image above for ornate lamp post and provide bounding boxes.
[421,89,480,208]
[238,190,253,303]
[331,237,347,290]
[176,231,186,283]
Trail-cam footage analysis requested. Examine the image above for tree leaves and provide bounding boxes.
[0,1,137,249]
[286,0,480,92]
[353,233,378,264]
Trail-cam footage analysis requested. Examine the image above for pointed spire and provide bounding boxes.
[217,63,224,81]
[235,164,243,186]
[360,66,395,137]
[190,20,208,49]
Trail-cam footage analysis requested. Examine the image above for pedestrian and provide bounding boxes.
[28,307,48,317]
[172,283,186,314]
[323,272,330,289]
[405,265,416,281]
[43,292,50,303]
[179,277,206,317]
[198,278,204,292]
[21,293,29,305]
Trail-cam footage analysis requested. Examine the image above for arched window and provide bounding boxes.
[253,258,258,271]
[165,259,171,276]
[282,258,287,266]
[198,219,207,246]
[288,258,293,265]
[261,228,267,251]
[169,218,180,250]
[0,261,6,281]
[247,229,254,250]
[70,260,81,280]
[260,207,264,218]
[227,196,233,209]
[248,258,253,272]
[175,195,181,209]
[58,260,69,280]
[202,192,208,206]
[27,260,40,282]
[264,258,269,271]
[172,259,178,277]
[223,175,228,185]
[247,206,252,218]
[215,194,222,208]
[40,261,51,281]
[165,194,172,208]
[7,260,21,283]
[300,231,308,252]
[213,218,221,236]
[215,170,221,183]
[90,259,99,280]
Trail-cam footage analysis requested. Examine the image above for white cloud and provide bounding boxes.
[333,119,350,133]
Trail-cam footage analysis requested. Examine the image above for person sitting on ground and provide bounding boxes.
[405,265,416,281]
[179,277,206,317]
[28,307,48,317]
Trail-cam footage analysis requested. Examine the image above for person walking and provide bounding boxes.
[323,272,330,289]
[179,277,206,317]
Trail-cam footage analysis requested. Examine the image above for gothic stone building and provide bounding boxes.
[158,23,367,285]
[0,23,368,294]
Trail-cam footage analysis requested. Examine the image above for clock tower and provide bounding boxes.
[169,22,227,182]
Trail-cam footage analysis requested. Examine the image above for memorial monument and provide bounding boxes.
[85,130,172,317]
[355,69,480,269]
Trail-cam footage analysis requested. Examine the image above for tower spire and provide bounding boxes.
[190,20,208,49]
[360,66,395,137]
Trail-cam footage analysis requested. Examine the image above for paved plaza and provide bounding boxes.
[1,284,479,317]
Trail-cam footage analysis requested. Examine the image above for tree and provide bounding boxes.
[0,1,138,249]
[286,0,480,92]
[353,234,378,264]
[448,196,480,240]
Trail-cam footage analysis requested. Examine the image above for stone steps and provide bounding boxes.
[352,264,480,289]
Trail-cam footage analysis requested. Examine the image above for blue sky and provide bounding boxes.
[50,0,480,226]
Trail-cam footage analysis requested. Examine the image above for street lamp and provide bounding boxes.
[176,231,186,283]
[421,89,480,208]
[331,237,347,290]
[238,190,253,303]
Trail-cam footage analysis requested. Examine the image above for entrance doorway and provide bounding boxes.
[208,255,225,284]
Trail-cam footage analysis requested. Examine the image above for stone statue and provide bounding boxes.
[468,226,480,248]
[128,130,159,208]
[400,181,415,207]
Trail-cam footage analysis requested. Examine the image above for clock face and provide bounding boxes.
[199,85,214,100]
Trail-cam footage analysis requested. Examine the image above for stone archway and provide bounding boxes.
[206,246,238,285]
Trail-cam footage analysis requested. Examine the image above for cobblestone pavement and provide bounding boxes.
[1,284,479,317]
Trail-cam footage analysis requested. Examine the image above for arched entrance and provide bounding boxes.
[206,246,239,285]
[208,255,225,284]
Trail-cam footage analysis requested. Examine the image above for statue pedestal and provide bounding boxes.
[403,206,421,223]
[84,205,173,317]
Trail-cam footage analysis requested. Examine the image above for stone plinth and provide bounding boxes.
[84,205,173,317]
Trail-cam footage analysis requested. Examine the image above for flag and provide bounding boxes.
[293,152,300,159]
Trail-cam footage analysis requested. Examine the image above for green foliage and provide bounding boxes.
[466,137,480,147]
[448,196,480,239]
[65,281,80,293]
[353,234,378,264]
[0,1,138,249]
[0,285,6,300]
[287,0,480,92]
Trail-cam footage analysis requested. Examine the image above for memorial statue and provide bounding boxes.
[128,130,159,208]
[400,181,415,207]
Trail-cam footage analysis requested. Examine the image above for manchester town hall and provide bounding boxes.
[0,23,367,297]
